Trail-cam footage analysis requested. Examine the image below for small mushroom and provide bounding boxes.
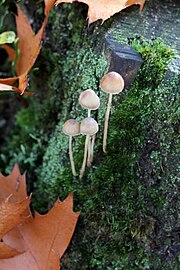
[79,89,100,166]
[100,71,124,153]
[63,119,80,177]
[80,117,98,178]
[79,89,100,117]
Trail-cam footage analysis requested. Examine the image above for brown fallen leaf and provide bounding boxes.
[0,44,15,61]
[0,165,80,269]
[0,1,51,94]
[0,164,30,255]
[15,6,45,79]
[0,242,19,260]
[44,0,57,15]
[0,82,31,95]
[0,164,27,203]
[0,197,30,259]
[1,5,45,94]
[0,196,79,269]
[0,83,19,92]
[55,0,145,24]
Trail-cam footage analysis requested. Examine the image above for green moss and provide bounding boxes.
[129,37,174,87]
[34,45,108,209]
[0,4,100,172]
[0,1,11,32]
[33,34,179,270]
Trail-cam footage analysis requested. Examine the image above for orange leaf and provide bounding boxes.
[44,0,57,15]
[55,0,145,24]
[0,197,30,259]
[0,44,15,61]
[3,229,28,254]
[18,73,29,94]
[15,6,45,76]
[20,194,79,270]
[0,165,29,256]
[0,198,30,238]
[126,0,145,11]
[0,78,18,85]
[0,2,51,95]
[0,164,27,203]
[0,79,31,96]
[0,252,39,270]
[0,196,79,269]
[0,83,18,91]
[0,42,21,94]
[0,165,80,269]
[0,44,18,91]
[0,242,19,259]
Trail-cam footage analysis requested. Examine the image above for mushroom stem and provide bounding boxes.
[69,135,77,177]
[87,134,96,167]
[87,108,91,166]
[80,135,89,178]
[88,109,91,117]
[87,136,92,167]
[103,93,112,153]
[90,134,96,163]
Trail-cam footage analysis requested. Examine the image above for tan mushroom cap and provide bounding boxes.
[63,119,80,136]
[79,89,100,110]
[100,71,124,94]
[80,117,99,136]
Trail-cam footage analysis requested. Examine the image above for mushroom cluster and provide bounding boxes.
[63,71,125,178]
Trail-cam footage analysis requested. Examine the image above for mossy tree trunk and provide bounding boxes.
[0,0,179,269]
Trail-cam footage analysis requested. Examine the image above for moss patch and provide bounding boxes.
[35,36,179,269]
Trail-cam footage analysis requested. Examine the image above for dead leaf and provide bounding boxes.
[0,165,80,269]
[0,242,19,260]
[0,198,30,237]
[0,83,19,92]
[0,2,50,95]
[0,165,30,256]
[55,0,145,24]
[44,0,57,15]
[0,196,79,269]
[0,82,31,96]
[3,229,28,255]
[0,83,31,95]
[0,197,30,259]
[0,164,27,203]
[1,44,15,61]
[15,6,45,77]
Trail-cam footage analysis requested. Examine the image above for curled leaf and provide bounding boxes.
[0,2,50,95]
[0,165,80,269]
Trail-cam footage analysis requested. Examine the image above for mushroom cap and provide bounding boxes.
[63,119,80,136]
[80,117,99,136]
[100,71,124,94]
[79,89,100,110]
